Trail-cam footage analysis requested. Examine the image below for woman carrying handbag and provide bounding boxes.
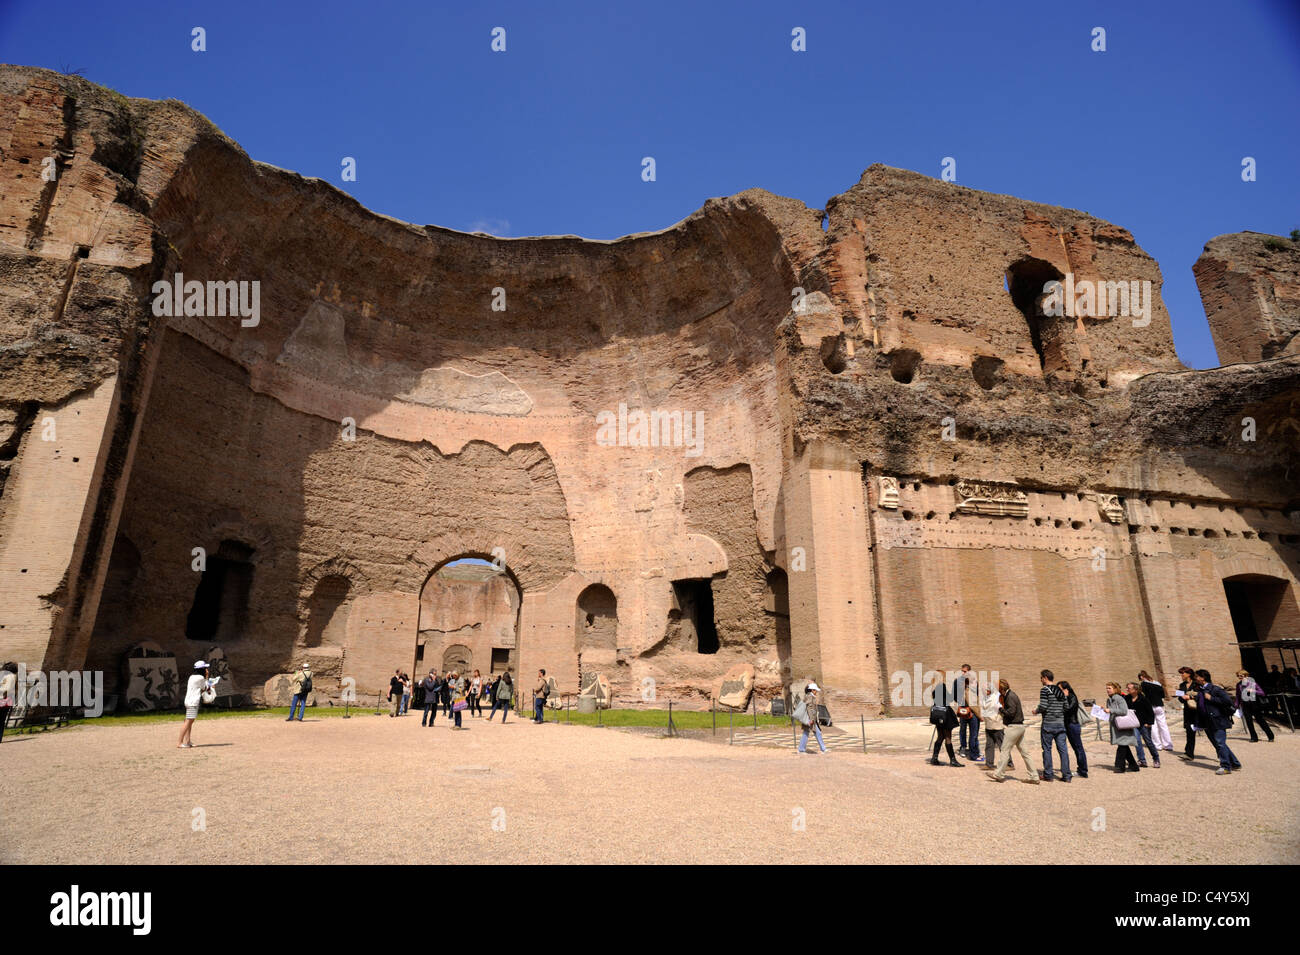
[1102,681,1140,773]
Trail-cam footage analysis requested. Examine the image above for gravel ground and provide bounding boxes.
[2,711,1296,864]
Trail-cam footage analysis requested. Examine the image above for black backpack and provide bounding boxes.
[301,673,313,694]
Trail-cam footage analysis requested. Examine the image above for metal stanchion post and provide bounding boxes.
[861,714,866,753]
[729,707,733,745]
[753,695,757,731]
[712,702,716,736]
[374,693,381,715]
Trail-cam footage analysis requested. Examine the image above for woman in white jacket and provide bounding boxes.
[178,661,209,749]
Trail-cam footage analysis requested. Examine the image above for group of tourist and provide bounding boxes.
[385,668,517,728]
[929,663,1268,782]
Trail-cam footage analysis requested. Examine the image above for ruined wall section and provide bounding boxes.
[1194,232,1300,365]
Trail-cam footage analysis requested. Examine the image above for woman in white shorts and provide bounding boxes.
[178,660,209,748]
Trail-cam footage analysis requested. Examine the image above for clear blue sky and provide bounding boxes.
[3,0,1297,368]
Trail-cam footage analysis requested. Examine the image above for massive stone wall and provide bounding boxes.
[1,65,1296,716]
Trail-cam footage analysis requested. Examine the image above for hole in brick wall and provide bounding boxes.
[1053,519,1064,528]
[971,355,1003,390]
[1259,532,1274,541]
[1006,257,1066,373]
[1203,529,1218,538]
[902,510,915,521]
[1242,531,1256,540]
[1071,520,1083,529]
[672,579,718,654]
[1170,527,1185,535]
[925,511,935,520]
[890,349,921,384]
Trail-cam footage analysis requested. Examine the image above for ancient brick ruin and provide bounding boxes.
[1,66,1297,714]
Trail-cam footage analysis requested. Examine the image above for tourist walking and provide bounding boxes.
[178,661,210,748]
[399,672,412,715]
[470,670,483,717]
[980,678,1008,771]
[533,669,548,723]
[1193,670,1241,775]
[1126,682,1161,768]
[1058,680,1088,778]
[421,670,441,727]
[1139,670,1173,751]
[989,679,1038,783]
[489,671,513,722]
[798,681,829,755]
[451,678,467,730]
[1235,670,1274,743]
[1176,667,1198,760]
[1035,669,1070,782]
[287,662,311,722]
[954,664,981,762]
[388,669,404,717]
[441,671,453,717]
[0,662,18,744]
[928,695,961,767]
[1103,682,1140,773]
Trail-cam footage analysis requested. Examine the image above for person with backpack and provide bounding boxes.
[1126,682,1160,768]
[288,663,312,721]
[1102,681,1140,773]
[1035,669,1070,782]
[532,669,548,723]
[488,671,513,722]
[421,670,442,727]
[953,664,981,762]
[441,671,453,717]
[1193,670,1241,775]
[1235,670,1274,743]
[1058,680,1088,778]
[989,678,1038,784]
[797,681,829,755]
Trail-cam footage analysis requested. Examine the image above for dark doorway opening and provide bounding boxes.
[1006,257,1066,373]
[1223,575,1290,676]
[185,540,254,642]
[673,579,718,654]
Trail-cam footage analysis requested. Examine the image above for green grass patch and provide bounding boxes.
[59,704,389,729]
[533,707,789,729]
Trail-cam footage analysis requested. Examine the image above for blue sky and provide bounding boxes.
[2,0,1297,368]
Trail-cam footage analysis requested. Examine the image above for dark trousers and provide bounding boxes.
[422,698,438,726]
[468,691,481,716]
[984,728,1009,769]
[453,708,463,728]
[1065,721,1088,775]
[533,698,545,722]
[0,705,10,742]
[1184,719,1196,758]
[960,715,981,758]
[1041,726,1071,779]
[1243,703,1274,742]
[1209,727,1241,770]
[442,696,451,716]
[1136,725,1160,765]
[489,698,510,721]
[1114,745,1139,771]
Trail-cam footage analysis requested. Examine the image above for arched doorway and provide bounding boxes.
[575,584,618,690]
[1222,574,1296,676]
[416,557,522,679]
[185,539,255,643]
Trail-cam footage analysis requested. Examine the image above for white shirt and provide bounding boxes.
[184,674,206,708]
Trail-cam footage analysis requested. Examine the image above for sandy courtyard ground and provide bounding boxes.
[3,711,1296,864]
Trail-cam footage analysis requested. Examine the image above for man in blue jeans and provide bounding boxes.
[287,663,311,721]
[533,669,548,723]
[954,665,982,762]
[1035,669,1071,781]
[1193,669,1241,775]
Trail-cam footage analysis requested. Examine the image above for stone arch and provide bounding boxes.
[575,583,618,652]
[416,556,523,680]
